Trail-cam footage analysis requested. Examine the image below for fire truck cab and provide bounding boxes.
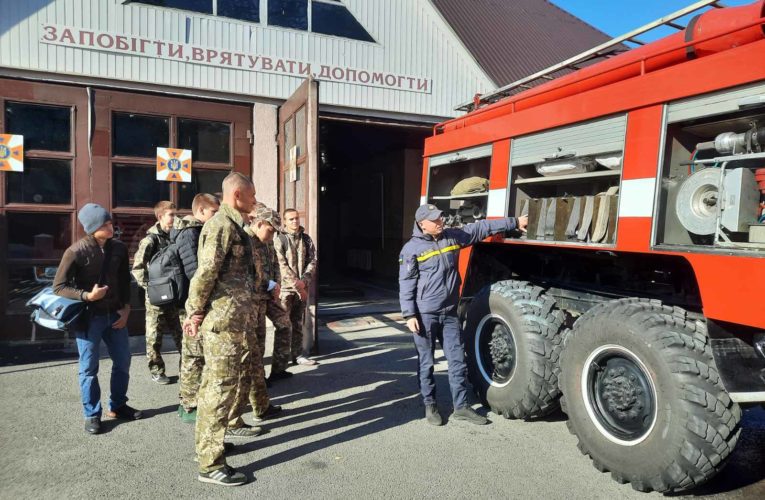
[421,0,765,493]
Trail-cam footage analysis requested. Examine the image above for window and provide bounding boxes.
[113,163,171,208]
[178,118,231,163]
[218,0,259,22]
[5,102,71,152]
[6,212,72,260]
[132,0,213,15]
[6,159,72,205]
[269,0,308,30]
[127,0,375,42]
[113,113,170,158]
[112,213,160,256]
[178,169,228,209]
[312,1,374,42]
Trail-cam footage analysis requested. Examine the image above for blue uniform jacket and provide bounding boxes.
[398,217,517,318]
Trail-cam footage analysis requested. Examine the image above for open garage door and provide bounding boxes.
[278,77,319,353]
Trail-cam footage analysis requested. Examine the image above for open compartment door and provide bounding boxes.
[278,77,319,353]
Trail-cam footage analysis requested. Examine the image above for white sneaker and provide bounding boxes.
[296,356,318,366]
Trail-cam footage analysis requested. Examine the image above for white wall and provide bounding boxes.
[0,0,496,118]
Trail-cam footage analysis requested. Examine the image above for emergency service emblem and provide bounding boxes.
[156,147,192,182]
[0,134,24,172]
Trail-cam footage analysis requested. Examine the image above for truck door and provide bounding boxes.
[278,77,319,353]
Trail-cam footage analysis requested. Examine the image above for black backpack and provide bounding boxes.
[146,233,187,307]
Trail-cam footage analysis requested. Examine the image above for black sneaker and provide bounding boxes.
[268,370,293,382]
[84,417,101,434]
[108,404,143,420]
[225,424,264,439]
[452,406,489,425]
[152,373,171,385]
[198,465,247,486]
[252,404,283,423]
[425,404,443,426]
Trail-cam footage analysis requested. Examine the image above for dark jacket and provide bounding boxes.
[53,236,131,315]
[171,215,204,282]
[398,218,517,318]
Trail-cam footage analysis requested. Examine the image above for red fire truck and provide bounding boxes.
[421,0,765,492]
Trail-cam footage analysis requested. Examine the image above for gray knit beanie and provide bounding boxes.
[78,203,112,235]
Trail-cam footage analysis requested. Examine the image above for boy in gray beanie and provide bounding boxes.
[53,203,142,435]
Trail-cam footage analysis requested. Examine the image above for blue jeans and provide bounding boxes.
[75,313,131,418]
[413,311,469,409]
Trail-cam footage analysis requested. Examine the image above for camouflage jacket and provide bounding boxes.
[131,221,170,289]
[274,226,316,295]
[185,203,263,334]
[245,227,281,301]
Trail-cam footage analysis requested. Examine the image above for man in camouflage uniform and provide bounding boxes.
[132,200,183,384]
[245,203,291,421]
[183,173,259,487]
[173,193,219,423]
[274,208,318,367]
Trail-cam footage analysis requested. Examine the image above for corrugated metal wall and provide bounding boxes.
[0,0,495,118]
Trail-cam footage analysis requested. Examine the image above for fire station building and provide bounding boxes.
[0,0,608,339]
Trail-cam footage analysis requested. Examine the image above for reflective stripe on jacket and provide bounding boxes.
[398,218,517,318]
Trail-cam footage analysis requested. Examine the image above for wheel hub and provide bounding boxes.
[489,324,516,379]
[583,346,657,445]
[475,315,516,387]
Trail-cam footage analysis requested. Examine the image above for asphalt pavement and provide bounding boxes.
[0,308,763,499]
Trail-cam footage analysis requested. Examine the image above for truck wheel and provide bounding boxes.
[464,280,565,419]
[559,298,741,493]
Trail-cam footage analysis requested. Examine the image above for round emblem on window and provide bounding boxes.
[0,145,10,160]
[167,158,182,172]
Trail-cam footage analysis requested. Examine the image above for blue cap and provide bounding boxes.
[78,203,112,235]
[415,204,443,222]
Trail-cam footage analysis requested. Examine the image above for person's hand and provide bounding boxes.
[111,306,130,329]
[295,280,306,291]
[184,314,205,337]
[298,289,308,302]
[516,215,528,233]
[272,283,281,299]
[86,284,109,302]
[406,317,421,335]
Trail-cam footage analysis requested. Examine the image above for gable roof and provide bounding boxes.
[431,0,614,87]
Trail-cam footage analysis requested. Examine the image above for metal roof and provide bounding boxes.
[431,0,616,87]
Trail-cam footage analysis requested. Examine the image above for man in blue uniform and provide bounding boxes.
[398,204,527,426]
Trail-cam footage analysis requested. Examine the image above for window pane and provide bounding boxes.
[178,169,229,209]
[6,159,72,205]
[7,264,60,314]
[177,118,231,163]
[268,0,307,30]
[284,171,294,209]
[112,213,159,258]
[295,106,306,158]
[5,102,71,152]
[295,165,305,211]
[284,116,295,164]
[218,0,259,22]
[132,0,212,14]
[112,163,171,207]
[6,212,71,260]
[113,112,170,158]
[312,2,374,42]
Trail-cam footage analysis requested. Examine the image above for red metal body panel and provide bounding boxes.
[424,2,765,330]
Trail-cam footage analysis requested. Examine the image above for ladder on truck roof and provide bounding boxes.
[456,0,727,113]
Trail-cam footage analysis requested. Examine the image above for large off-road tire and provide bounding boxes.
[559,298,742,493]
[464,280,566,419]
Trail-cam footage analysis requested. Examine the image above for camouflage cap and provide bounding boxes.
[252,202,281,228]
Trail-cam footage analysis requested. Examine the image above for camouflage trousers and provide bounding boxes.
[228,301,270,425]
[281,293,307,361]
[178,310,204,411]
[145,300,182,376]
[195,328,245,473]
[263,297,293,375]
